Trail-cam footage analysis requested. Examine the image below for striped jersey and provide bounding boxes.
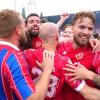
[0,41,35,100]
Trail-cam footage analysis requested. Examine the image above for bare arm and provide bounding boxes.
[27,50,54,100]
[63,62,100,99]
[92,74,100,87]
[56,12,69,28]
[79,84,100,100]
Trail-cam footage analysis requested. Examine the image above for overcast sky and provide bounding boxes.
[0,0,100,16]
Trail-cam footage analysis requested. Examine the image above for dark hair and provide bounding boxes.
[63,24,72,31]
[0,9,21,38]
[25,13,40,25]
[93,33,99,39]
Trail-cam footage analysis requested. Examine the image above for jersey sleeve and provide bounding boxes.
[5,51,35,100]
[93,51,100,74]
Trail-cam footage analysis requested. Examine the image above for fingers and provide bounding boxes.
[60,12,69,20]
[36,50,54,71]
[42,50,54,72]
[62,13,69,17]
[43,50,54,60]
[77,62,84,68]
[64,73,76,77]
[93,44,99,53]
[89,39,100,53]
[69,77,78,81]
[89,39,95,48]
[63,67,76,72]
[65,63,78,69]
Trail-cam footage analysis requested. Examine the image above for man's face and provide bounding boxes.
[26,16,40,38]
[63,26,73,41]
[72,17,94,47]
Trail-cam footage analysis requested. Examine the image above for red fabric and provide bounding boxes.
[93,51,100,74]
[32,37,42,49]
[57,42,97,100]
[24,48,83,100]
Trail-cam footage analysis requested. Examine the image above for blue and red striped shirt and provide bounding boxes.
[0,41,35,100]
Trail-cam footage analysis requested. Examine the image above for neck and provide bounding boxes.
[72,39,87,49]
[42,43,56,52]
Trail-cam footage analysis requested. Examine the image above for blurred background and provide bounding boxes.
[0,0,100,32]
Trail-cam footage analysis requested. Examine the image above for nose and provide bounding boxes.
[83,28,91,35]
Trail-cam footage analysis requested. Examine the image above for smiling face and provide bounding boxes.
[63,26,73,41]
[72,17,94,48]
[26,15,40,37]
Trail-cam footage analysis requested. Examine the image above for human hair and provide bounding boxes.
[25,13,40,25]
[72,11,95,26]
[93,32,100,39]
[63,24,72,31]
[0,9,21,38]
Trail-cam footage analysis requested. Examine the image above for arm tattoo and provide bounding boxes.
[93,74,100,87]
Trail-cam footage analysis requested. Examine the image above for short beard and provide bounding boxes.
[73,36,89,47]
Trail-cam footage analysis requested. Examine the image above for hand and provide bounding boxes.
[36,50,54,73]
[63,62,94,81]
[89,39,100,52]
[60,12,69,21]
[56,12,69,28]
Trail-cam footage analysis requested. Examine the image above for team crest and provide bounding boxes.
[75,52,83,60]
[36,41,42,47]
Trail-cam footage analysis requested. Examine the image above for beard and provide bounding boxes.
[28,28,39,38]
[18,32,28,50]
[73,34,90,47]
[19,27,39,50]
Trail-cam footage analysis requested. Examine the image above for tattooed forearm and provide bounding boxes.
[93,74,100,87]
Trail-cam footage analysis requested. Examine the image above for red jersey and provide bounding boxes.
[57,42,97,100]
[32,36,42,49]
[0,41,35,100]
[93,51,100,74]
[24,48,85,100]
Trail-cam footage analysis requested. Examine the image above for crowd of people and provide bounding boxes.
[0,8,100,100]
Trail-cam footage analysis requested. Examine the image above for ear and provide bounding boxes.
[15,26,21,36]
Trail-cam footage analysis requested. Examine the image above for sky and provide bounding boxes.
[0,0,100,16]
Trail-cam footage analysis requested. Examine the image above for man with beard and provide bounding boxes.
[63,48,100,88]
[57,11,100,100]
[19,13,41,50]
[0,9,54,100]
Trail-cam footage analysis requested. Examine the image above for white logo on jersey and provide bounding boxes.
[76,52,83,60]
[36,41,42,47]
